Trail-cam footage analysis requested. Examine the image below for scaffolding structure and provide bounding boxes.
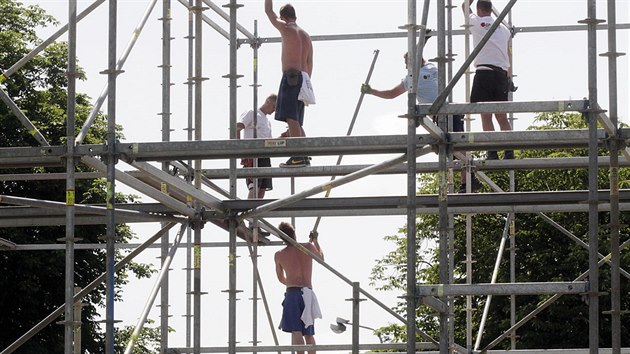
[0,0,629,354]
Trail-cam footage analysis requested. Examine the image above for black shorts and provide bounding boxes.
[470,70,508,103]
[430,114,464,132]
[246,157,272,191]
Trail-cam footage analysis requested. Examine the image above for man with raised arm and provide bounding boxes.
[274,222,323,354]
[463,0,514,160]
[265,0,315,167]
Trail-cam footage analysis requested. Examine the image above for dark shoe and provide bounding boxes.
[487,151,499,160]
[503,150,514,159]
[304,157,311,166]
[280,157,307,167]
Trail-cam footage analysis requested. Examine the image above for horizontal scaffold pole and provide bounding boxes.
[416,282,589,297]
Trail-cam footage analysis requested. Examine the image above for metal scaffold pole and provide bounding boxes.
[185,0,195,347]
[605,1,622,353]
[435,1,451,353]
[64,0,78,352]
[251,20,261,352]
[160,0,173,351]
[228,2,240,353]
[405,0,418,353]
[584,1,601,353]
[193,0,205,352]
[105,0,119,353]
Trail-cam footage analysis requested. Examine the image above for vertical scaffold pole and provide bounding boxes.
[405,1,417,354]
[185,0,195,348]
[605,1,621,352]
[193,0,205,352]
[160,0,173,352]
[228,1,240,353]
[436,0,450,353]
[105,0,119,353]
[251,20,261,351]
[445,0,457,348]
[585,0,600,353]
[462,0,474,350]
[64,0,78,353]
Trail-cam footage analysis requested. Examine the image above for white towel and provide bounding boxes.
[300,287,322,327]
[298,72,316,106]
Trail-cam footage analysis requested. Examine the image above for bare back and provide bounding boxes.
[274,243,319,288]
[265,2,313,77]
[275,24,313,77]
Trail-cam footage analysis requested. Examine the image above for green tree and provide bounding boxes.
[0,1,155,352]
[370,113,630,349]
[115,320,172,354]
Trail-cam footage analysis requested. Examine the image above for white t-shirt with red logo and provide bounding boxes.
[468,13,510,71]
[239,109,272,139]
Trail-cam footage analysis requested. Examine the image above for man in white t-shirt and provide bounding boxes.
[362,52,439,104]
[362,52,482,192]
[237,94,277,199]
[464,0,514,160]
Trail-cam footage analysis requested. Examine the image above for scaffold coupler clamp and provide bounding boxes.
[101,140,121,164]
[309,230,318,241]
[248,36,263,50]
[189,207,206,230]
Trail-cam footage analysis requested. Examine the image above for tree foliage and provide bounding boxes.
[115,320,172,354]
[370,113,630,349]
[0,1,156,352]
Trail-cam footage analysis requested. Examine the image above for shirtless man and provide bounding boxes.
[265,0,314,167]
[274,222,323,354]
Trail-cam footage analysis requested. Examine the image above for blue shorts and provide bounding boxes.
[280,288,315,335]
[275,70,305,126]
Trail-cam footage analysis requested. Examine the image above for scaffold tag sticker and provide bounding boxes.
[264,139,287,147]
[66,189,75,206]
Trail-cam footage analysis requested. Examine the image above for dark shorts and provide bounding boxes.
[245,157,272,191]
[470,70,508,103]
[275,70,305,126]
[280,288,315,335]
[430,114,464,132]
[452,114,464,132]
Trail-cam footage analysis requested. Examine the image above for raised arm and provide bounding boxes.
[265,0,284,31]
[462,0,473,15]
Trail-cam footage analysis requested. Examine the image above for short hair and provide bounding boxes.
[477,0,492,12]
[279,4,296,20]
[268,93,278,101]
[278,222,296,241]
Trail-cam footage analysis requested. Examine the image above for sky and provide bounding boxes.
[20,0,630,351]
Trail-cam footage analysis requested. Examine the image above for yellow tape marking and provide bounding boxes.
[66,189,75,206]
[194,244,201,269]
[107,182,113,209]
[436,285,444,297]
